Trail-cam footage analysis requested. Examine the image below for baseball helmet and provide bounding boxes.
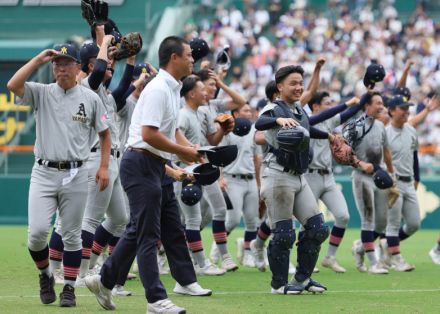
[204,145,238,167]
[276,126,310,153]
[233,118,252,137]
[181,180,203,206]
[363,63,385,89]
[372,165,393,189]
[185,163,220,186]
[190,38,210,63]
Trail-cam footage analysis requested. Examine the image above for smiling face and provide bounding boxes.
[277,72,304,104]
[174,43,194,79]
[390,105,410,125]
[365,94,384,119]
[189,81,208,106]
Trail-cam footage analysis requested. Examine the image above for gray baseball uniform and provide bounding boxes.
[306,115,349,229]
[80,78,128,239]
[116,94,137,153]
[198,99,227,146]
[259,102,320,227]
[385,124,420,237]
[351,114,388,232]
[222,126,260,232]
[18,81,108,252]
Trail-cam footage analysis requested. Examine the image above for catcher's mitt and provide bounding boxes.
[387,183,400,208]
[214,113,235,133]
[81,0,108,26]
[113,32,143,61]
[330,134,360,167]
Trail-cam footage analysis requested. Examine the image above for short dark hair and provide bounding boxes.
[181,75,201,97]
[158,36,188,68]
[309,91,330,111]
[196,68,211,82]
[275,65,304,84]
[365,91,382,105]
[265,80,278,102]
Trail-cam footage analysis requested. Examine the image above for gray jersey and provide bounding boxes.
[309,115,340,169]
[178,105,204,145]
[222,126,260,175]
[353,114,388,167]
[386,124,418,177]
[197,103,218,146]
[116,94,137,152]
[17,82,108,161]
[81,77,120,149]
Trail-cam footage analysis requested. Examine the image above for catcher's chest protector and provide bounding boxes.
[272,101,311,173]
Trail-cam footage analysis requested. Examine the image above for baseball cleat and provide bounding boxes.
[195,260,226,276]
[242,250,256,268]
[390,254,415,272]
[368,263,389,274]
[85,274,116,310]
[59,284,76,307]
[270,286,285,295]
[53,268,64,285]
[284,280,305,295]
[127,272,138,280]
[313,267,320,273]
[112,284,132,296]
[39,273,56,304]
[173,282,212,296]
[429,248,440,265]
[250,239,266,272]
[221,254,239,272]
[147,298,186,314]
[352,240,367,272]
[305,278,327,293]
[322,256,346,273]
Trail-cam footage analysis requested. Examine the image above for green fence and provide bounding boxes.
[2,175,439,228]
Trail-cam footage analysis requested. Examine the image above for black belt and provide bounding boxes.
[396,175,412,182]
[91,147,120,158]
[308,168,331,175]
[231,174,254,180]
[127,147,167,164]
[37,159,83,170]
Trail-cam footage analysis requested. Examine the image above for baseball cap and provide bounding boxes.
[133,63,150,79]
[233,118,252,136]
[387,95,414,108]
[393,86,411,101]
[79,42,99,65]
[53,44,80,63]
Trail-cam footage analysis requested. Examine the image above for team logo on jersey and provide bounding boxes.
[72,103,88,123]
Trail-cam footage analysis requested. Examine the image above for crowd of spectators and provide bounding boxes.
[184,0,440,166]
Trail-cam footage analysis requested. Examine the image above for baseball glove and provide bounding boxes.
[113,32,143,61]
[81,0,108,26]
[330,134,360,167]
[214,113,235,134]
[387,183,400,208]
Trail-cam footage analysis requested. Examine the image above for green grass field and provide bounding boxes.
[1,226,440,314]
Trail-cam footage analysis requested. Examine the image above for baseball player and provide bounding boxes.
[86,36,211,314]
[74,29,136,286]
[7,44,111,307]
[306,92,364,273]
[256,65,334,295]
[220,104,261,267]
[347,91,395,274]
[174,75,227,275]
[196,68,245,270]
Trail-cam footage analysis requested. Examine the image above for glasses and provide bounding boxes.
[53,62,77,68]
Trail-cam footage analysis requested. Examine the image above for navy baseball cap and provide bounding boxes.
[363,63,385,89]
[181,180,203,206]
[190,38,210,63]
[233,118,252,136]
[387,95,414,108]
[372,165,393,189]
[133,63,150,79]
[393,86,411,101]
[185,163,220,186]
[203,145,238,168]
[53,44,80,63]
[80,42,99,65]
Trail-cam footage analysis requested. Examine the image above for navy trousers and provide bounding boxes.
[100,150,196,303]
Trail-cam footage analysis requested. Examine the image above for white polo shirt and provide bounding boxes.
[126,69,182,160]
